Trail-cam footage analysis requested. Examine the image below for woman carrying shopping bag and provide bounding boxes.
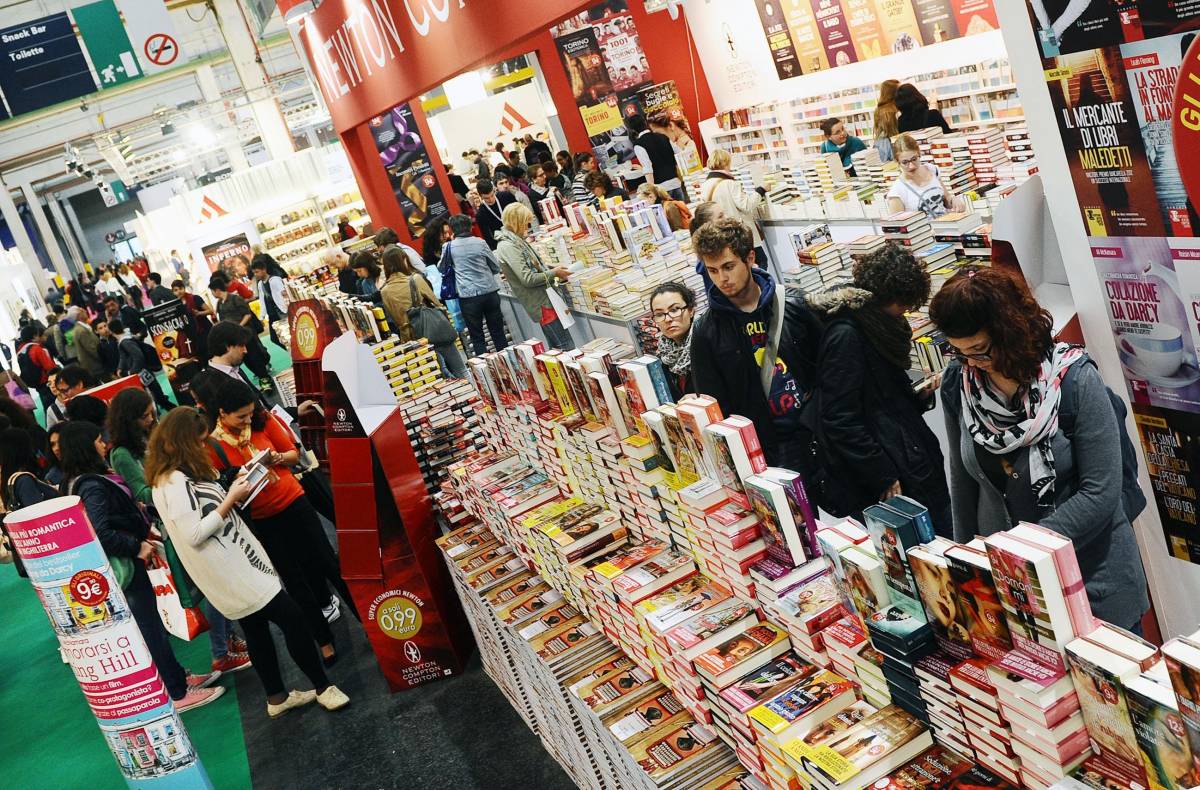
[495,203,575,351]
[380,245,467,379]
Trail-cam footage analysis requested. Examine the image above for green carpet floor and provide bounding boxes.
[0,563,252,788]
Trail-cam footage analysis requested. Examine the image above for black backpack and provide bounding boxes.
[17,345,47,387]
[1059,359,1147,523]
[141,340,163,372]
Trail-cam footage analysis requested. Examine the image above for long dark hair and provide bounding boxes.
[422,215,448,267]
[0,427,42,483]
[58,421,108,480]
[107,388,154,458]
[215,379,267,432]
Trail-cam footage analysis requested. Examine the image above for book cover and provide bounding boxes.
[842,0,886,61]
[1025,0,1141,57]
[950,0,998,36]
[874,0,924,53]
[912,0,959,45]
[635,354,674,407]
[747,668,857,734]
[841,545,891,617]
[812,0,857,67]
[629,719,720,779]
[782,0,829,73]
[863,504,926,619]
[907,546,974,661]
[872,744,974,788]
[676,395,723,480]
[719,651,818,712]
[1126,676,1200,790]
[755,0,803,80]
[1065,638,1146,782]
[660,405,701,485]
[1162,638,1200,784]
[642,410,679,478]
[945,544,1013,661]
[763,467,821,559]
[802,704,931,785]
[1132,405,1200,564]
[1009,523,1096,638]
[666,598,758,652]
[984,533,1073,674]
[639,576,731,634]
[695,623,789,679]
[744,473,806,567]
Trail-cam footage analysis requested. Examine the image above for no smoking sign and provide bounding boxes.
[144,33,178,67]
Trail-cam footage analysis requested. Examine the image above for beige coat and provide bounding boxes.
[380,272,445,342]
[700,172,766,246]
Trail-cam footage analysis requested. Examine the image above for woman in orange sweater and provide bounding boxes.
[208,378,355,664]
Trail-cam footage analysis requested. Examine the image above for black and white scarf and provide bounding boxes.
[656,324,693,378]
[960,342,1084,511]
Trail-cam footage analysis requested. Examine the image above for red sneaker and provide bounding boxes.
[212,652,252,674]
[228,635,248,654]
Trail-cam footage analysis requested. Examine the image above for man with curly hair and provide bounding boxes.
[690,217,822,467]
[805,242,951,535]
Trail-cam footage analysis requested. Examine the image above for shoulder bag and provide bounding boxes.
[439,241,459,301]
[407,275,458,345]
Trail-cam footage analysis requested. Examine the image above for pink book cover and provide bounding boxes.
[729,416,767,473]
[1011,524,1097,638]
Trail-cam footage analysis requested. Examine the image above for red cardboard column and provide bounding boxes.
[339,124,412,244]
[405,102,462,218]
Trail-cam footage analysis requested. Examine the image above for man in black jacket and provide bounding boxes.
[690,217,821,466]
[472,178,516,249]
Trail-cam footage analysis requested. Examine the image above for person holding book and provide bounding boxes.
[690,217,822,469]
[885,134,962,219]
[637,183,692,232]
[930,266,1149,631]
[819,117,868,175]
[495,202,575,351]
[873,79,900,162]
[805,243,951,536]
[147,407,350,718]
[650,282,698,400]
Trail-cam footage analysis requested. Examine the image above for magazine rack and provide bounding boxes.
[322,331,472,691]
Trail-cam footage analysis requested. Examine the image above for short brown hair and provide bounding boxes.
[693,217,754,263]
[144,406,216,487]
[929,266,1054,382]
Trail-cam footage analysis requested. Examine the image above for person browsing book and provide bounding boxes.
[700,149,769,266]
[885,134,963,219]
[819,117,868,175]
[930,266,1149,631]
[873,79,900,162]
[690,218,821,469]
[380,244,467,379]
[895,83,952,134]
[146,407,349,718]
[650,282,698,400]
[804,244,950,536]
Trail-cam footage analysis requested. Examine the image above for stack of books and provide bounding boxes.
[930,212,984,252]
[397,378,485,492]
[880,212,933,251]
[371,337,442,399]
[788,704,935,790]
[823,616,869,685]
[874,743,1014,787]
[965,127,1010,185]
[846,234,887,263]
[1004,125,1035,164]
[961,223,992,259]
[760,574,848,669]
[949,658,1021,782]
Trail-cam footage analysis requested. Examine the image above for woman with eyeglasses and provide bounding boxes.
[885,134,963,219]
[649,282,698,400]
[930,266,1149,633]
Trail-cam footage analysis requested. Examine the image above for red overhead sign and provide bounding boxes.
[297,0,583,133]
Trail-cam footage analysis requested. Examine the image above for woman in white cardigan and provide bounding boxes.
[699,148,769,264]
[146,407,350,718]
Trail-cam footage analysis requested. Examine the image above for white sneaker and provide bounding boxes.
[177,685,225,713]
[316,685,350,711]
[322,595,341,623]
[267,689,317,718]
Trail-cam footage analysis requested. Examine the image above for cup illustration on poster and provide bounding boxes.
[1095,236,1200,410]
[5,498,211,787]
[1133,404,1200,564]
[370,103,448,239]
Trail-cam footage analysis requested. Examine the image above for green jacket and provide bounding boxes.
[72,322,105,380]
[109,446,153,506]
[495,228,563,319]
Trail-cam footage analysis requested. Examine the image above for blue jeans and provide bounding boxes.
[206,601,231,659]
[542,317,574,351]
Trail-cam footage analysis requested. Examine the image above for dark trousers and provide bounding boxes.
[35,383,54,413]
[239,590,329,697]
[542,317,574,351]
[252,498,335,646]
[460,291,508,356]
[244,334,272,378]
[146,377,174,411]
[124,559,188,699]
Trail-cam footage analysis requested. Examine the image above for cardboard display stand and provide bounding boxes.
[319,330,472,691]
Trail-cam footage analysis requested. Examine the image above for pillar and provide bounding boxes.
[61,199,94,262]
[46,196,85,275]
[195,65,250,172]
[17,182,71,285]
[210,0,296,162]
[0,180,51,300]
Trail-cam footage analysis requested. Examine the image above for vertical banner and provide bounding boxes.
[811,0,858,67]
[782,0,829,73]
[843,0,887,61]
[113,0,184,76]
[369,103,449,239]
[141,299,199,403]
[1133,405,1200,564]
[73,0,141,88]
[755,0,803,79]
[637,81,702,173]
[5,498,211,787]
[0,14,97,116]
[874,0,926,52]
[912,0,961,44]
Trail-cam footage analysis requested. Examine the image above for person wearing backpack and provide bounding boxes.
[804,244,951,537]
[109,318,174,412]
[16,324,56,413]
[930,266,1149,633]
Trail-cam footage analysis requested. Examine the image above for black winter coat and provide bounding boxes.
[69,474,150,558]
[816,317,949,523]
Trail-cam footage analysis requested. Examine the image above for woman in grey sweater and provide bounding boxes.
[930,267,1148,631]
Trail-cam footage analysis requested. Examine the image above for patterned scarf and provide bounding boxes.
[212,420,254,456]
[960,342,1085,511]
[656,324,693,377]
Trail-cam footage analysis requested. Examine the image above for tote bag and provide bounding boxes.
[407,276,458,345]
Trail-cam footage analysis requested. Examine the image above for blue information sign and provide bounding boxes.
[0,13,97,117]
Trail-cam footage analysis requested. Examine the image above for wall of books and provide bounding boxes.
[1005,3,1200,572]
[434,341,1200,790]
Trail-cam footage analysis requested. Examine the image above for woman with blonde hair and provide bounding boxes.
[147,407,350,718]
[637,183,692,231]
[886,134,963,218]
[495,202,575,350]
[874,79,900,161]
[700,148,769,264]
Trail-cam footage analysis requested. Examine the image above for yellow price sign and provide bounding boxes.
[375,596,422,641]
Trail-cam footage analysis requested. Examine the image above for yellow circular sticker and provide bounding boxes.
[294,312,319,358]
[375,596,422,641]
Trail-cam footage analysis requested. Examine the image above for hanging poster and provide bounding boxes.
[755,0,803,79]
[369,103,449,239]
[1121,33,1198,236]
[595,12,651,96]
[874,0,925,53]
[73,0,141,89]
[636,81,687,126]
[1133,404,1200,564]
[1094,236,1200,412]
[811,0,857,67]
[556,25,629,163]
[201,233,252,274]
[843,0,887,61]
[1045,47,1165,237]
[912,0,960,44]
[782,0,829,74]
[0,14,97,117]
[1137,0,1200,40]
[950,0,998,36]
[142,299,200,403]
[4,498,212,787]
[1025,0,1143,57]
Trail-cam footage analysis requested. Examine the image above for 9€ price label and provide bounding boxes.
[375,595,422,641]
[69,569,109,606]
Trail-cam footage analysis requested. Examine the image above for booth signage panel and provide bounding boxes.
[0,13,97,116]
[73,0,142,89]
[297,0,584,132]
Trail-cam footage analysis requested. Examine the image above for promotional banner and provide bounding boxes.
[755,0,803,79]
[200,233,251,274]
[783,0,829,73]
[73,0,142,88]
[843,0,887,61]
[141,299,199,403]
[5,497,211,787]
[1133,405,1200,564]
[369,103,448,239]
[812,0,857,68]
[0,14,97,117]
[1026,0,1142,57]
[595,12,651,95]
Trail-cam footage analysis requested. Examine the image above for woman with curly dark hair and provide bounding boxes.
[930,266,1148,631]
[805,243,950,535]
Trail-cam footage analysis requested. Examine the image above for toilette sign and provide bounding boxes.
[297,0,582,132]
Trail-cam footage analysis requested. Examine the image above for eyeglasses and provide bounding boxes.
[651,305,690,322]
[942,344,992,363]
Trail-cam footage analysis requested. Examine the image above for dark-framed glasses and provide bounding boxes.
[651,305,690,322]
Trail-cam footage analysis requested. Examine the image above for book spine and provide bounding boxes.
[734,419,767,474]
[784,475,821,558]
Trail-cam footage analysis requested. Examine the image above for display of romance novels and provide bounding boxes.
[794,704,934,790]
